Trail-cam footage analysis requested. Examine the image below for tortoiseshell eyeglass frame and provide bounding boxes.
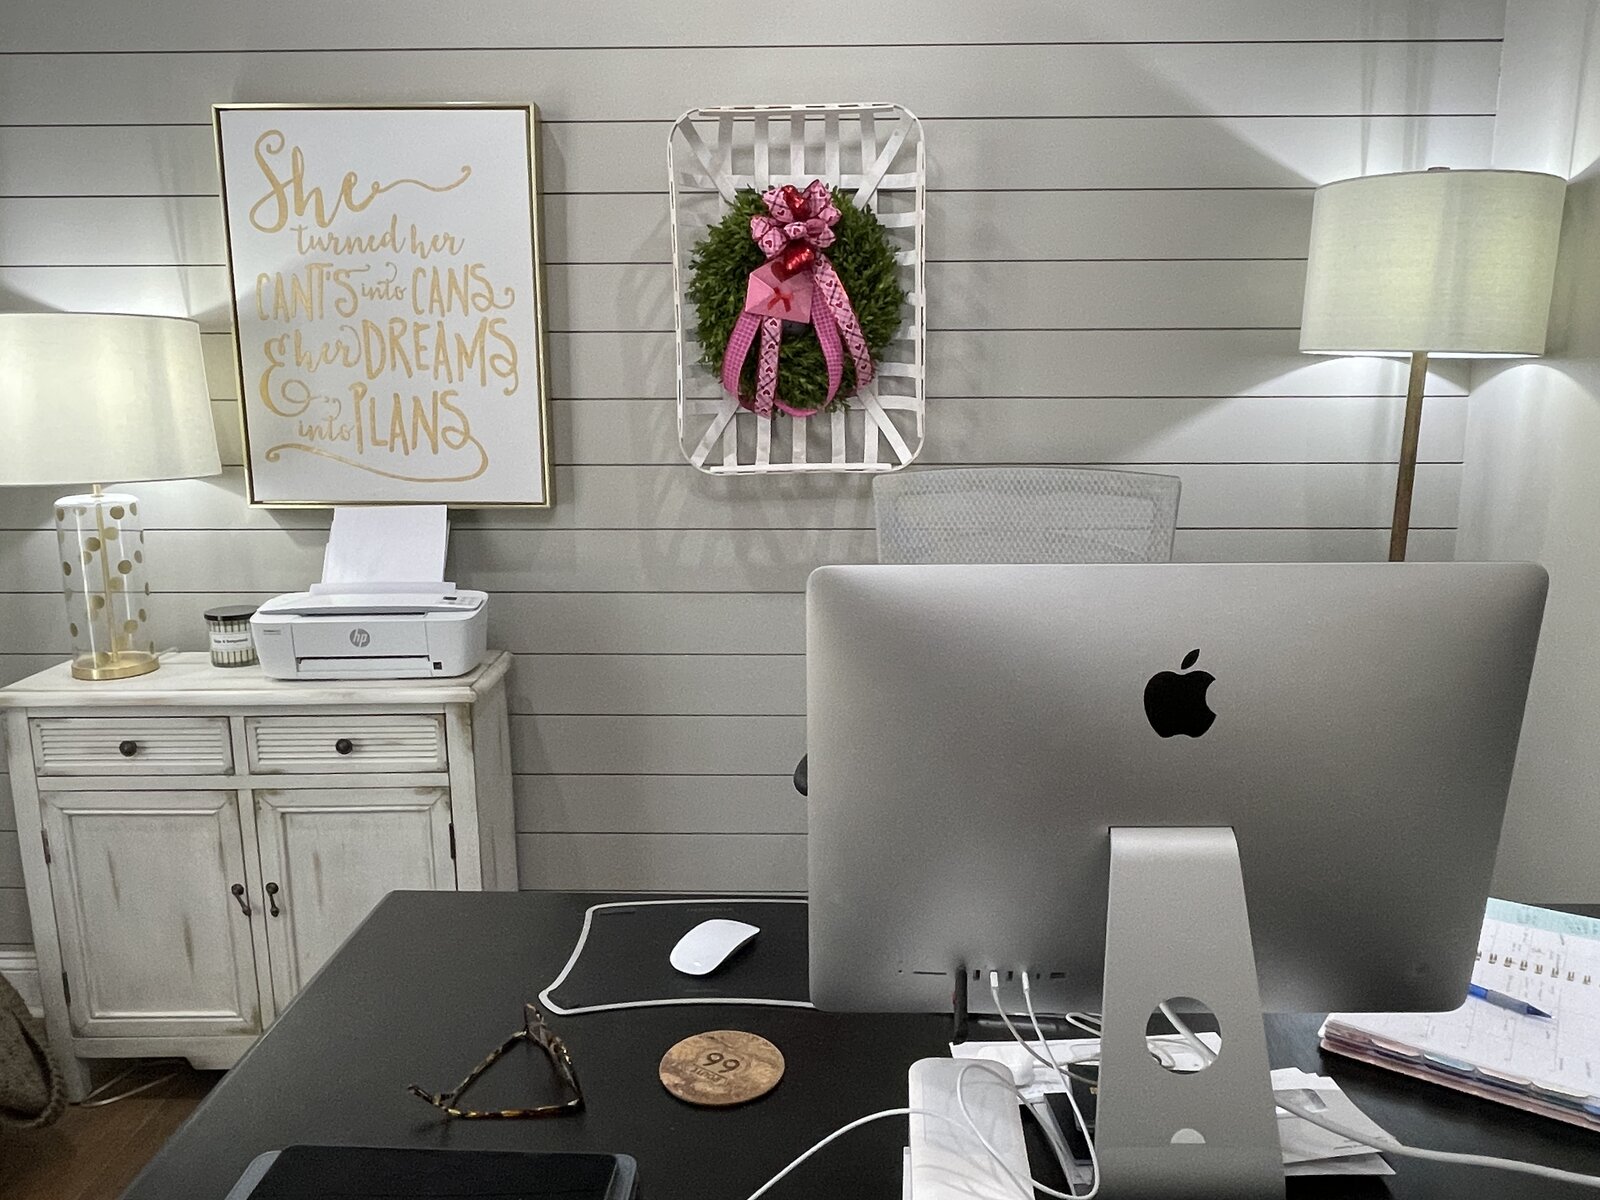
[407,1003,585,1119]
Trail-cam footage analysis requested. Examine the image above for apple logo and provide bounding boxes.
[1143,649,1217,738]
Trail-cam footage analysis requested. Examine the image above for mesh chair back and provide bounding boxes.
[872,467,1182,565]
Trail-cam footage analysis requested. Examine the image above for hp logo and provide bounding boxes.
[349,628,372,648]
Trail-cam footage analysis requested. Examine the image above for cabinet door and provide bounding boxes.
[254,787,454,1008]
[42,790,262,1039]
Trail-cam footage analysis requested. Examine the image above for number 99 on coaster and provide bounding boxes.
[658,1031,785,1107]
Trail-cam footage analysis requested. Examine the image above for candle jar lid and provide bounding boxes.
[204,604,259,623]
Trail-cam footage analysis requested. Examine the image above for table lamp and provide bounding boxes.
[1299,167,1566,560]
[0,313,221,680]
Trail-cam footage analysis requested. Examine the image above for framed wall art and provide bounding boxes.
[214,103,551,506]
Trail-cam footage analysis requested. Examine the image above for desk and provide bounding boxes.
[123,892,1600,1199]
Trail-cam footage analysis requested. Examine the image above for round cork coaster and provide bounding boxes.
[658,1030,785,1107]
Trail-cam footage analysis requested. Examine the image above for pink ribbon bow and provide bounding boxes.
[721,180,876,418]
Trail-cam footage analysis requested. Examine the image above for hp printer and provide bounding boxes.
[252,586,488,680]
[251,505,487,680]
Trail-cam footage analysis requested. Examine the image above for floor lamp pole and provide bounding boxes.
[1389,351,1429,562]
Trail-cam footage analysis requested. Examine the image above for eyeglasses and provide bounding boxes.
[407,1003,585,1119]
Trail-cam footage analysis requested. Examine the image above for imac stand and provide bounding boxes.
[1095,826,1282,1199]
[912,827,1284,1199]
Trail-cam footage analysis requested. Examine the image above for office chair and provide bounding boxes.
[794,467,1183,792]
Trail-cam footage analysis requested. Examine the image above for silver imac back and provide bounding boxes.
[807,562,1547,1016]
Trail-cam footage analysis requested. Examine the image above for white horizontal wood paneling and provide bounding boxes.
[5,1,1506,51]
[0,4,1504,920]
[0,592,810,656]
[0,192,1323,265]
[511,716,806,775]
[126,328,1482,401]
[0,528,1461,623]
[514,776,805,834]
[191,394,1470,471]
[0,464,1469,533]
[516,832,806,893]
[0,44,1500,124]
[189,396,1471,471]
[0,116,1495,199]
[505,655,805,716]
[0,260,1314,333]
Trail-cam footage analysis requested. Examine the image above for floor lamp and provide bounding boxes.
[1299,168,1567,561]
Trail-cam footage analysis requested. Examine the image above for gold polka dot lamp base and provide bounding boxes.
[658,1030,785,1107]
[54,489,161,682]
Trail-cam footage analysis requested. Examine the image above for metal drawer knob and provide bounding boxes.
[266,882,281,917]
[230,883,251,917]
[118,740,138,758]
[334,738,354,756]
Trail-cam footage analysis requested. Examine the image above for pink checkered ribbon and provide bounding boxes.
[720,180,876,418]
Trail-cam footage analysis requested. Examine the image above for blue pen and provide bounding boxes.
[1468,983,1553,1019]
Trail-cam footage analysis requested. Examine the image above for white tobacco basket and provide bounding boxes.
[669,103,927,475]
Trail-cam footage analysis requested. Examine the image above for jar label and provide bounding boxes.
[210,630,253,651]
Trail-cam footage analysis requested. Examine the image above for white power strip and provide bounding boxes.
[907,1058,1031,1200]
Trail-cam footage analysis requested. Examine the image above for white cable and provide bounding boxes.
[1156,1001,1212,1067]
[1274,1095,1600,1190]
[743,1090,1081,1200]
[1023,973,1101,1199]
[1158,1004,1600,1191]
[985,975,1084,1076]
[744,1107,921,1200]
[953,1062,1077,1200]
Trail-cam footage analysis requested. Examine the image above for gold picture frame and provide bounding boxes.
[213,102,552,508]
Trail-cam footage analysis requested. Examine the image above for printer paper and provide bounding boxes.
[322,506,448,586]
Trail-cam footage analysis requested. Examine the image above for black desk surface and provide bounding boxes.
[124,891,1600,1199]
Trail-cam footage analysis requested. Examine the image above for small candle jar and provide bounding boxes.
[204,604,258,668]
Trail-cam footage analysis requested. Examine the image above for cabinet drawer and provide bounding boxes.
[245,715,446,774]
[30,717,233,776]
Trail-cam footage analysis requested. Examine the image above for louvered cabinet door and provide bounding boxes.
[244,715,446,773]
[252,787,455,1009]
[41,790,263,1039]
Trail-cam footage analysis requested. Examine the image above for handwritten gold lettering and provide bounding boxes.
[248,130,472,234]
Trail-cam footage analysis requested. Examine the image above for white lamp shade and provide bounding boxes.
[0,312,221,486]
[1299,168,1567,358]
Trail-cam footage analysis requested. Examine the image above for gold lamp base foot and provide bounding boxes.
[71,651,160,682]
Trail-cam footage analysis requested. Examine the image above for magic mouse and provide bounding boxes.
[670,919,760,976]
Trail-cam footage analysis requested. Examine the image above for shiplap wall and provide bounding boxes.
[0,1,1507,952]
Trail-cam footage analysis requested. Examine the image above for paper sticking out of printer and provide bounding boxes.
[252,505,489,681]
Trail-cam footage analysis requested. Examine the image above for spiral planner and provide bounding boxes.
[1321,900,1600,1130]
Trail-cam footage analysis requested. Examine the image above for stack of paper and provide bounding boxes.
[951,1037,1396,1177]
[1322,899,1600,1130]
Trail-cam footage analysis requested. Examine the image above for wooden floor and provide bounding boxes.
[0,1065,218,1200]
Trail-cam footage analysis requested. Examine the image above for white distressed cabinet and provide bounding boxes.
[0,652,514,1100]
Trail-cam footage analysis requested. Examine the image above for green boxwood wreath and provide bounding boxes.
[687,186,906,416]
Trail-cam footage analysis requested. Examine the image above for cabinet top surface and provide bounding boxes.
[0,651,510,710]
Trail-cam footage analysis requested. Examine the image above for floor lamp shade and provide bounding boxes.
[1299,168,1567,358]
[0,313,221,680]
[1298,169,1566,562]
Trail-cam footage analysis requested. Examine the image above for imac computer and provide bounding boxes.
[806,562,1547,1198]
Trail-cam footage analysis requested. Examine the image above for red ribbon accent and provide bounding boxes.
[764,284,795,315]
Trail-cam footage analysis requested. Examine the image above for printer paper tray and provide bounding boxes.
[292,656,439,679]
